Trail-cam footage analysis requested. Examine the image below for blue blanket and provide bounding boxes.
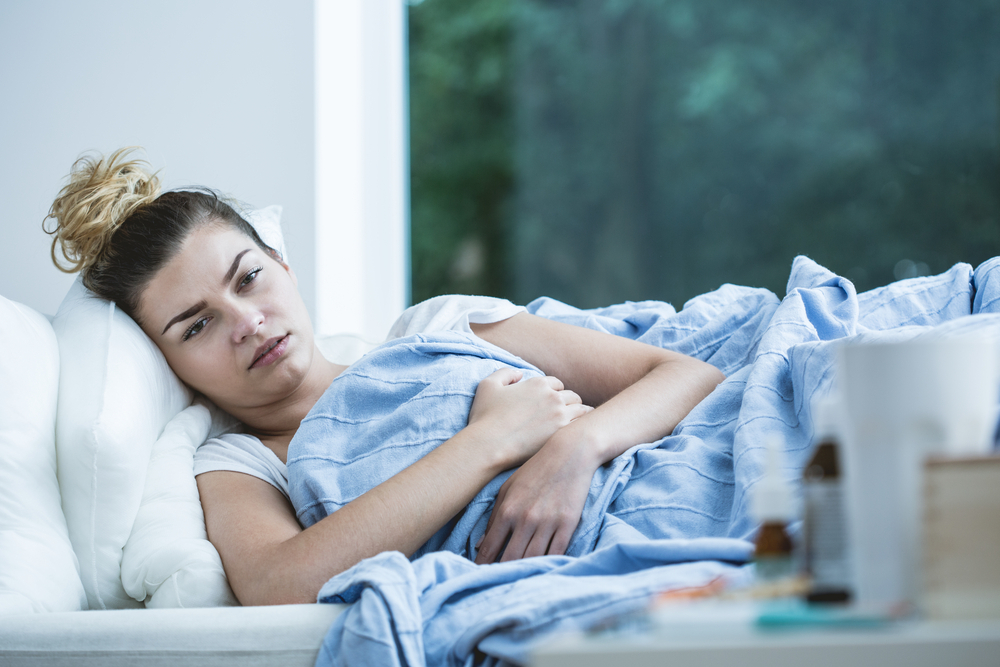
[287,256,1000,667]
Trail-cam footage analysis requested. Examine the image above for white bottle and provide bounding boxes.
[751,436,796,582]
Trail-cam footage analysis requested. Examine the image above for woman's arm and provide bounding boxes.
[470,313,724,563]
[197,368,588,606]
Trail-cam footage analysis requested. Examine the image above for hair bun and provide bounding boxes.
[46,148,161,274]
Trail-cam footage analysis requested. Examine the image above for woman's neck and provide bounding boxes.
[229,346,346,442]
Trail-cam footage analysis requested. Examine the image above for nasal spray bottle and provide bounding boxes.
[751,436,795,582]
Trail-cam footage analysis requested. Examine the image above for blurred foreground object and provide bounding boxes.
[923,456,1000,620]
[838,335,998,611]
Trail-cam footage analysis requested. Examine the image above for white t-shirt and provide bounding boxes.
[192,295,525,499]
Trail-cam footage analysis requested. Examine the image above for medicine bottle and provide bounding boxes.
[802,397,851,603]
[751,436,795,582]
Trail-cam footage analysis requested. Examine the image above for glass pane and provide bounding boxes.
[409,0,1000,309]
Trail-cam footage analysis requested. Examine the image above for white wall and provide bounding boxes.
[0,0,315,318]
[0,0,407,340]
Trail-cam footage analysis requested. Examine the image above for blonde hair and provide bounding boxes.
[45,147,162,275]
[43,148,276,323]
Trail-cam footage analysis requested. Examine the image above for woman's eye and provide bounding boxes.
[183,317,210,341]
[239,266,263,289]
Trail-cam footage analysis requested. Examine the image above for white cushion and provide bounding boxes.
[245,204,288,263]
[53,278,193,609]
[316,333,379,365]
[121,403,238,608]
[0,296,88,613]
[53,205,285,610]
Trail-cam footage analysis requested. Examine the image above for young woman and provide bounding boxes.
[46,149,725,606]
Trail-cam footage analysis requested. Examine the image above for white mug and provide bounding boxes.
[837,335,998,610]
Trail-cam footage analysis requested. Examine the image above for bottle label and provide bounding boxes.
[804,480,851,587]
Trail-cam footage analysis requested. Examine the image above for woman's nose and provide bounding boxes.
[232,305,265,343]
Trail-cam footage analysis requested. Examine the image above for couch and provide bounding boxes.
[0,208,365,666]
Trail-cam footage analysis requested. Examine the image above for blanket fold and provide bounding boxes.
[316,538,754,667]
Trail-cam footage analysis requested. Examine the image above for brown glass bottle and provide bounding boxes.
[802,438,851,603]
[754,521,795,581]
[752,437,796,582]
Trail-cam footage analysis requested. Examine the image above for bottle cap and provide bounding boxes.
[751,436,795,522]
[812,394,842,441]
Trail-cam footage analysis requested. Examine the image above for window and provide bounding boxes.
[409,0,1000,309]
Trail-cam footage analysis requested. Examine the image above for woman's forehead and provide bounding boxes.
[139,227,258,322]
[172,225,255,268]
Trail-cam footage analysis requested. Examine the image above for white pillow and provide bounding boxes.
[315,333,379,365]
[245,205,288,263]
[121,403,238,608]
[53,205,285,610]
[0,296,88,613]
[53,278,193,609]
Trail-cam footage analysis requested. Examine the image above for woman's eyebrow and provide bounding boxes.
[162,300,209,336]
[223,249,252,286]
[160,249,253,336]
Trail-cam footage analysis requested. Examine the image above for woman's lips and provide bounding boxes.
[249,335,289,370]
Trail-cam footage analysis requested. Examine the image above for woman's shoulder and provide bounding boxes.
[386,294,526,341]
[194,432,290,499]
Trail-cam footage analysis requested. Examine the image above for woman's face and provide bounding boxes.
[138,224,317,415]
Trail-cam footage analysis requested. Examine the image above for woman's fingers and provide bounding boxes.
[469,369,592,479]
[474,429,595,565]
[475,486,579,564]
[479,480,509,547]
[558,389,582,405]
[522,527,555,559]
[475,519,509,564]
[543,375,565,392]
[498,524,534,563]
[488,367,524,387]
[558,389,593,423]
[480,519,565,563]
[486,370,584,409]
[476,519,571,564]
[475,481,509,563]
[546,524,573,557]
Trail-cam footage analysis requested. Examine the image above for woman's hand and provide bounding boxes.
[474,431,597,564]
[467,368,592,469]
[468,314,726,566]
